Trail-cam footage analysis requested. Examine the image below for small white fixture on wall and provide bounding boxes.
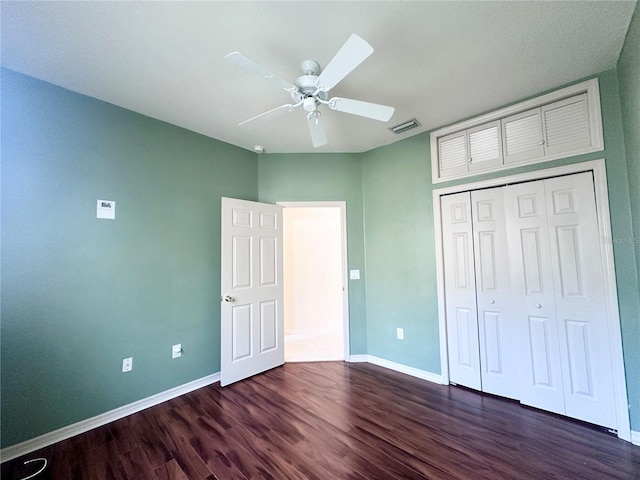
[97,200,116,219]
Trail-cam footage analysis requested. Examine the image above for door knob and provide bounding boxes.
[489,299,495,304]
[534,303,542,309]
[221,295,234,303]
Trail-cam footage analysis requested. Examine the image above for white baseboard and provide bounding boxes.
[5,362,635,462]
[347,354,369,363]
[0,372,220,463]
[348,354,442,385]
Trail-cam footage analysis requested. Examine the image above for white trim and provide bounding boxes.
[631,430,640,446]
[433,159,632,443]
[430,78,604,183]
[0,373,220,463]
[347,354,369,363]
[285,328,341,337]
[433,189,450,386]
[347,354,442,385]
[277,201,351,361]
[591,160,632,442]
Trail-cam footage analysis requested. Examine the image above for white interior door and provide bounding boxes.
[441,192,482,390]
[504,180,566,415]
[544,172,617,428]
[471,187,518,399]
[220,197,284,387]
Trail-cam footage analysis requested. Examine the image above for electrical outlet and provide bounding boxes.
[396,328,404,340]
[122,357,133,372]
[172,344,182,359]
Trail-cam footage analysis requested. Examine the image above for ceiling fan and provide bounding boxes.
[225,34,395,148]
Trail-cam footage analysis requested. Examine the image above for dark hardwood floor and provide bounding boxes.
[2,362,639,479]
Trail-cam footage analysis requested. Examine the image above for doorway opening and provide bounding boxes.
[279,202,349,362]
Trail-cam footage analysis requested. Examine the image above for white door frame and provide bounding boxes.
[432,159,631,442]
[277,201,350,361]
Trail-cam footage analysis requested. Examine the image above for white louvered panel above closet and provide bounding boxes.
[542,93,591,156]
[468,121,502,172]
[430,79,604,183]
[502,109,545,164]
[438,131,468,177]
[437,121,503,177]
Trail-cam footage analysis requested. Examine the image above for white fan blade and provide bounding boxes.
[225,52,297,92]
[238,104,296,126]
[328,97,395,122]
[316,34,374,92]
[307,112,328,148]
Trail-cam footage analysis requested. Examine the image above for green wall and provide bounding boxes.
[257,153,367,354]
[361,134,440,371]
[1,68,258,447]
[617,1,640,433]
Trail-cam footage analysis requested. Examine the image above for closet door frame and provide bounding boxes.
[433,158,631,442]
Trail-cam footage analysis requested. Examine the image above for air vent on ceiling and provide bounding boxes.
[390,118,421,134]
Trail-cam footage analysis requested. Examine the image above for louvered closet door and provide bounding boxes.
[468,121,503,173]
[504,180,566,416]
[438,131,468,178]
[441,192,481,390]
[471,187,518,399]
[544,173,616,428]
[502,108,545,165]
[541,93,591,157]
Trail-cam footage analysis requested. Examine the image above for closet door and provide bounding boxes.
[468,121,503,173]
[441,192,481,390]
[544,173,616,428]
[504,180,566,416]
[541,94,591,157]
[502,108,545,165]
[438,131,469,178]
[471,187,518,399]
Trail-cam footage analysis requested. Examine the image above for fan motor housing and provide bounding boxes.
[292,73,328,104]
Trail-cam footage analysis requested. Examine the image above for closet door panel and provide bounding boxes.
[471,188,518,399]
[441,192,481,390]
[468,121,503,172]
[544,173,616,428]
[504,180,565,415]
[542,93,591,156]
[502,108,545,164]
[438,131,469,178]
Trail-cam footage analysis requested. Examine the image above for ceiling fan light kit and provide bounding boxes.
[225,34,395,149]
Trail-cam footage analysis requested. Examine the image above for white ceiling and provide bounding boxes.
[1,1,636,154]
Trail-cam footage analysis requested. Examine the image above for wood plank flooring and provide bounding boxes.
[2,362,639,479]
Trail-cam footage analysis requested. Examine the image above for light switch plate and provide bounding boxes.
[349,269,360,280]
[172,344,182,359]
[122,357,132,372]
